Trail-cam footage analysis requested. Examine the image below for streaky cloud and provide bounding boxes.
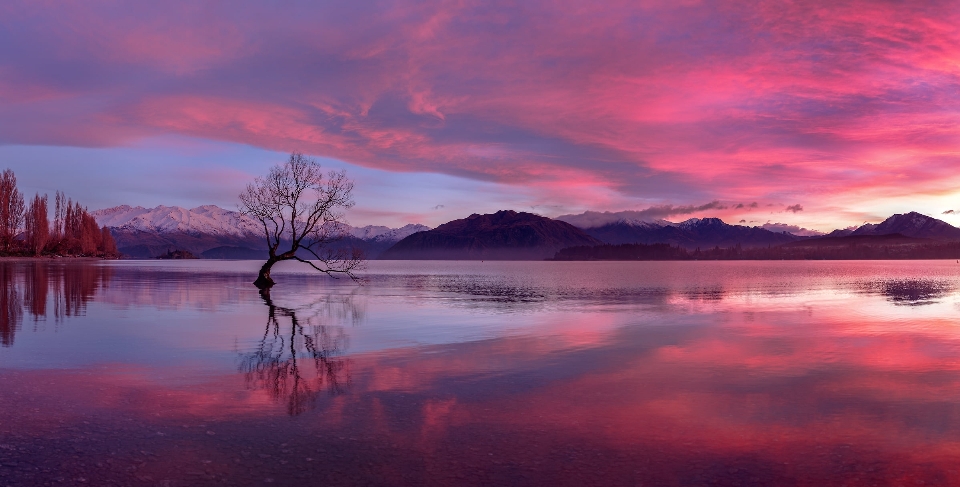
[1,0,959,224]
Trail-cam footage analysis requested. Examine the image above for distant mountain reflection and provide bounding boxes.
[860,278,953,306]
[0,261,112,346]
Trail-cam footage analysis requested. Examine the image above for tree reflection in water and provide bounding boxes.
[0,261,111,347]
[23,262,48,319]
[0,264,23,346]
[239,289,362,415]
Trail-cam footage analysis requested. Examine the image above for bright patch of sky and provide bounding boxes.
[0,136,544,227]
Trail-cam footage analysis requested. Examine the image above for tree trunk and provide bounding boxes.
[254,258,278,289]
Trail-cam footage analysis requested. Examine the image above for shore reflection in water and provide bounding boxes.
[0,261,112,346]
[2,260,960,485]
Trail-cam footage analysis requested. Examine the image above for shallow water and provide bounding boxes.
[2,259,960,486]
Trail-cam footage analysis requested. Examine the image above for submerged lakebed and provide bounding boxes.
[2,259,960,485]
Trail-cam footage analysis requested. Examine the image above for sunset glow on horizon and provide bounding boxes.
[2,1,959,230]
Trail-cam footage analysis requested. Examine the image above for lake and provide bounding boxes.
[2,259,960,486]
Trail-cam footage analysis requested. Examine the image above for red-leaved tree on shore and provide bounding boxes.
[53,198,116,256]
[0,170,24,252]
[0,170,118,258]
[24,194,48,256]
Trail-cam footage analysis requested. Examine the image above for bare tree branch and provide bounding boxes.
[239,152,365,288]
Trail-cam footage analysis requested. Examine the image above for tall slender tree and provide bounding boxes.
[24,194,49,256]
[0,170,24,252]
[100,227,117,256]
[79,211,101,255]
[65,200,79,240]
[53,191,65,240]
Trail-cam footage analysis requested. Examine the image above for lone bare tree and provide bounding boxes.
[240,152,363,289]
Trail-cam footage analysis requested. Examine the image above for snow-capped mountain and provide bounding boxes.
[94,205,428,240]
[349,223,431,242]
[613,218,669,230]
[91,205,430,259]
[675,217,725,230]
[348,225,393,241]
[92,205,262,237]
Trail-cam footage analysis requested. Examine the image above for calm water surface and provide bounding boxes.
[2,259,960,486]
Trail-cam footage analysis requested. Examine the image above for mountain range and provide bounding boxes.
[92,205,960,260]
[92,205,429,259]
[822,211,960,240]
[379,210,601,260]
[574,217,802,249]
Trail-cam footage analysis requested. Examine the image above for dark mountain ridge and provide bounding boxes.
[110,228,266,259]
[380,210,602,260]
[581,217,802,249]
[573,211,960,250]
[793,212,960,246]
[850,211,960,239]
[781,233,928,248]
[554,212,960,261]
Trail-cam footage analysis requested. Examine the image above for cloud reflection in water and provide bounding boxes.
[1,260,960,485]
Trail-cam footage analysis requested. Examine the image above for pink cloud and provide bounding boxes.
[1,0,959,219]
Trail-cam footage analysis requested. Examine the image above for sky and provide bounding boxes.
[1,0,959,231]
